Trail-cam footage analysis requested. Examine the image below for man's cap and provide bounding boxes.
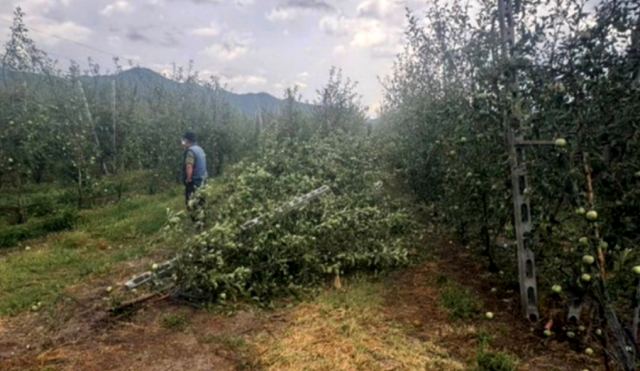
[182,131,196,143]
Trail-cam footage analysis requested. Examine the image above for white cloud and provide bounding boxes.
[319,14,349,35]
[191,22,220,37]
[11,0,69,14]
[266,8,297,22]
[350,19,388,48]
[101,1,133,16]
[371,43,402,58]
[267,0,335,23]
[107,35,122,47]
[203,42,248,60]
[333,44,346,55]
[357,0,395,18]
[34,20,93,46]
[234,0,254,6]
[224,74,267,87]
[201,30,253,61]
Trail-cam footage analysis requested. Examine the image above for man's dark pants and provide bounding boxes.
[185,179,205,207]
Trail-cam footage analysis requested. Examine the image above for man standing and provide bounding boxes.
[181,131,208,207]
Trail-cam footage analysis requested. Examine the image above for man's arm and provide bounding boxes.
[185,164,194,183]
[185,151,195,183]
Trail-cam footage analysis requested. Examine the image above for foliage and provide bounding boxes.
[313,67,368,135]
[172,134,416,304]
[0,8,255,221]
[0,208,76,248]
[381,0,640,367]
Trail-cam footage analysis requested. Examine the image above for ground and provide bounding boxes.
[0,185,600,370]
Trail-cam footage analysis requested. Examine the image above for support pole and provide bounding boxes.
[111,79,117,173]
[508,132,539,321]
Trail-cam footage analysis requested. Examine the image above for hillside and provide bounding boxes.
[0,66,312,118]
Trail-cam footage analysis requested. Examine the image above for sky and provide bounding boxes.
[0,0,430,116]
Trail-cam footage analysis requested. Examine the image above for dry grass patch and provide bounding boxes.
[251,278,464,370]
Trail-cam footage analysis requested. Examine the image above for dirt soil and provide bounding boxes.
[383,234,600,370]
[1,235,601,371]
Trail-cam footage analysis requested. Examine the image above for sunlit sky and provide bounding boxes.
[0,0,431,116]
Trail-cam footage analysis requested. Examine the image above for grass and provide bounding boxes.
[0,189,184,316]
[0,208,77,248]
[437,275,481,320]
[476,350,518,371]
[161,313,190,331]
[250,277,464,370]
[201,333,249,349]
[474,329,518,371]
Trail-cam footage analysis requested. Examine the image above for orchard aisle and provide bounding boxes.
[1,232,596,370]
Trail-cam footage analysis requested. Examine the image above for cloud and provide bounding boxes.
[101,1,133,16]
[176,0,223,4]
[333,44,346,55]
[267,8,297,22]
[204,42,248,60]
[202,33,253,61]
[320,15,395,50]
[371,43,402,58]
[224,74,268,87]
[356,0,395,19]
[267,0,334,22]
[125,28,152,43]
[31,19,92,46]
[234,0,254,6]
[319,14,349,35]
[350,20,388,48]
[190,22,220,37]
[283,0,334,11]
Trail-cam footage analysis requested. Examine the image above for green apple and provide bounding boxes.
[543,329,553,337]
[581,273,592,282]
[584,347,594,356]
[578,237,589,246]
[582,255,595,265]
[575,207,586,215]
[554,138,567,147]
[106,286,113,293]
[567,331,575,338]
[551,284,562,294]
[595,328,602,336]
[586,210,598,221]
[631,265,640,275]
[151,263,159,271]
[485,312,494,319]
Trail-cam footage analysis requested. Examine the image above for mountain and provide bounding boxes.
[0,66,313,117]
[110,67,313,117]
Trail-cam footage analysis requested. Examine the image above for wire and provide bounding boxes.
[0,17,121,60]
[28,25,120,59]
